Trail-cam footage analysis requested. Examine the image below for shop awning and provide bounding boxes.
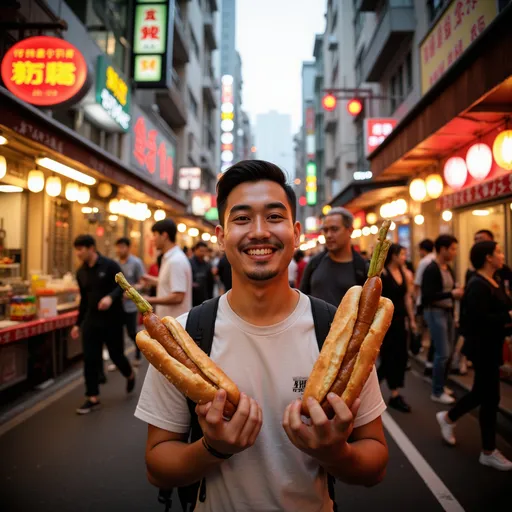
[0,87,187,211]
[368,4,512,181]
[328,178,408,211]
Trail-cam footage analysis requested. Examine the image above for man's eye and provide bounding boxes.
[234,216,249,222]
[268,214,284,220]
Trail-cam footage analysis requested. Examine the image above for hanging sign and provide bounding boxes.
[1,36,89,106]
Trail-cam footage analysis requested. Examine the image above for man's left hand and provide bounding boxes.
[282,393,360,464]
[98,295,113,311]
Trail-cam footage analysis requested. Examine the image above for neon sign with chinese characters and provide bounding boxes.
[1,36,88,106]
[364,118,397,156]
[130,113,176,190]
[132,0,173,87]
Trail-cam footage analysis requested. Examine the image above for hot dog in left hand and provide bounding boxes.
[115,273,240,417]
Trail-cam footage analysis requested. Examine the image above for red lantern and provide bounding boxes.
[347,98,363,116]
[443,157,467,190]
[322,94,337,112]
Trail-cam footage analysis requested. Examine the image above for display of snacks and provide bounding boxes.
[10,295,37,321]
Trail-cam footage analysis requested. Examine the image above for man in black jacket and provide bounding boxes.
[421,235,464,405]
[190,241,214,306]
[300,207,368,307]
[70,235,135,414]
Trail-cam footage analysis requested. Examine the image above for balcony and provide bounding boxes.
[156,69,187,129]
[204,9,217,50]
[174,3,190,65]
[357,0,379,11]
[362,2,415,82]
[202,64,217,108]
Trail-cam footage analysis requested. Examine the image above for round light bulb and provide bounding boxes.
[45,176,61,197]
[154,209,166,221]
[177,223,187,233]
[442,210,452,222]
[27,170,45,193]
[414,214,425,225]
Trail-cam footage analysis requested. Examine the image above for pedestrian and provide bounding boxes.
[142,219,192,318]
[190,241,215,306]
[437,241,512,471]
[71,235,135,415]
[421,235,464,405]
[135,160,388,511]
[217,252,232,293]
[300,207,368,306]
[378,244,416,412]
[414,239,436,374]
[115,237,145,367]
[294,249,307,289]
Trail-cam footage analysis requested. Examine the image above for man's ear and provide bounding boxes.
[294,221,301,249]
[216,224,225,251]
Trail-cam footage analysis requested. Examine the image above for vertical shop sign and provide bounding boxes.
[306,161,317,206]
[132,0,175,88]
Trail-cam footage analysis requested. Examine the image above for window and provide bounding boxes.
[188,89,198,117]
[405,52,413,92]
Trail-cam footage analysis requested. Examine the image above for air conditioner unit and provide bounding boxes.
[328,35,338,51]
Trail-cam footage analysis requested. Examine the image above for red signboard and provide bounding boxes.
[1,36,88,106]
[437,172,512,211]
[365,118,397,156]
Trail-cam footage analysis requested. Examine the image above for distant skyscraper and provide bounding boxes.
[254,111,294,179]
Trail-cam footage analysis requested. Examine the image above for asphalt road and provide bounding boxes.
[0,358,511,512]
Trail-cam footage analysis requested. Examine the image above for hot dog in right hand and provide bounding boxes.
[302,221,394,418]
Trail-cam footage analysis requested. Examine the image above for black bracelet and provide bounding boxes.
[202,437,233,459]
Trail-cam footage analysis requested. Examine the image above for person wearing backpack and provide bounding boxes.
[135,160,388,512]
[300,207,368,307]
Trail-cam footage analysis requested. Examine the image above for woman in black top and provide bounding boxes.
[436,241,512,471]
[378,244,416,412]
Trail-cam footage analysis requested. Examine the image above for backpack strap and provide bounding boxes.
[308,295,338,511]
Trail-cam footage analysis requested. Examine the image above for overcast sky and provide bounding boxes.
[236,0,326,134]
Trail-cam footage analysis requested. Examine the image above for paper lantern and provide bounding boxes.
[177,223,187,233]
[442,210,453,222]
[77,186,90,204]
[45,176,61,197]
[366,212,378,225]
[0,155,6,180]
[492,130,512,170]
[97,182,113,198]
[414,214,425,225]
[466,143,492,181]
[65,182,79,202]
[409,178,427,201]
[27,170,44,192]
[425,174,443,199]
[154,209,166,221]
[443,157,467,190]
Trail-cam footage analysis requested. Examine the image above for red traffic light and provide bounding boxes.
[299,196,307,207]
[322,93,337,112]
[347,98,363,116]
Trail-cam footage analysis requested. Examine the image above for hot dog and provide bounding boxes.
[115,273,240,417]
[302,221,395,418]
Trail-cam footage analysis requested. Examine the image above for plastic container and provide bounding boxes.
[10,295,37,321]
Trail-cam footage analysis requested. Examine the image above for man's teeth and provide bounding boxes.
[247,249,273,256]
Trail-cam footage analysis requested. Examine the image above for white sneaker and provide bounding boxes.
[436,411,456,445]
[444,386,454,396]
[479,450,512,471]
[431,392,455,404]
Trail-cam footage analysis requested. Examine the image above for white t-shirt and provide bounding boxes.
[156,246,193,318]
[414,252,436,306]
[135,291,386,512]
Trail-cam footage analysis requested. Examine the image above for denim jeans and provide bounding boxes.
[424,308,454,397]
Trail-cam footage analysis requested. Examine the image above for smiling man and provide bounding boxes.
[135,160,388,511]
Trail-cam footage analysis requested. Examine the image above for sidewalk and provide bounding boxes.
[412,350,512,420]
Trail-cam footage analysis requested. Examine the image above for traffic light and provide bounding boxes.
[347,98,363,117]
[322,93,337,112]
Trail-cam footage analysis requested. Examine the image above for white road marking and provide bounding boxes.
[382,411,465,512]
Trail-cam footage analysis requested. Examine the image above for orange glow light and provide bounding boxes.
[322,93,337,112]
[347,98,363,116]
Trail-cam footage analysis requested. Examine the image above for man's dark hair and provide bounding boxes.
[470,241,497,270]
[73,234,96,249]
[475,229,494,240]
[217,160,296,226]
[293,249,305,262]
[152,219,177,243]
[194,241,208,250]
[115,237,131,247]
[435,234,458,253]
[419,239,434,253]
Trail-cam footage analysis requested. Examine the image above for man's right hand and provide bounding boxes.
[451,288,464,300]
[70,326,80,339]
[195,389,263,456]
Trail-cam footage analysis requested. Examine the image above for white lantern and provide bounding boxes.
[362,226,371,236]
[177,223,187,233]
[442,210,452,222]
[0,156,6,180]
[370,225,378,234]
[109,199,119,214]
[465,143,492,181]
[154,209,166,221]
[65,182,79,202]
[443,157,467,190]
[188,227,199,237]
[211,235,218,244]
[27,170,45,192]
[77,186,90,204]
[45,176,61,197]
[425,174,444,199]
[202,233,211,241]
[414,214,425,225]
[409,178,427,202]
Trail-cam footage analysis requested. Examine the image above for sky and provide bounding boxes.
[236,0,326,134]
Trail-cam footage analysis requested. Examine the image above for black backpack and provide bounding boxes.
[158,295,338,512]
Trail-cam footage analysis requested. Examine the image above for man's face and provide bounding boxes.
[441,243,458,262]
[115,243,129,260]
[217,180,300,283]
[321,214,353,253]
[474,232,493,243]
[75,245,94,264]
[195,246,208,261]
[152,231,166,251]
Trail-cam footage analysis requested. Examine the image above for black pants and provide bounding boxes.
[378,317,408,390]
[83,323,132,397]
[124,311,141,359]
[447,357,501,452]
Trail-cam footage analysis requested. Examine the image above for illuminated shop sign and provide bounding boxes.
[364,118,397,156]
[220,75,234,173]
[306,161,317,206]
